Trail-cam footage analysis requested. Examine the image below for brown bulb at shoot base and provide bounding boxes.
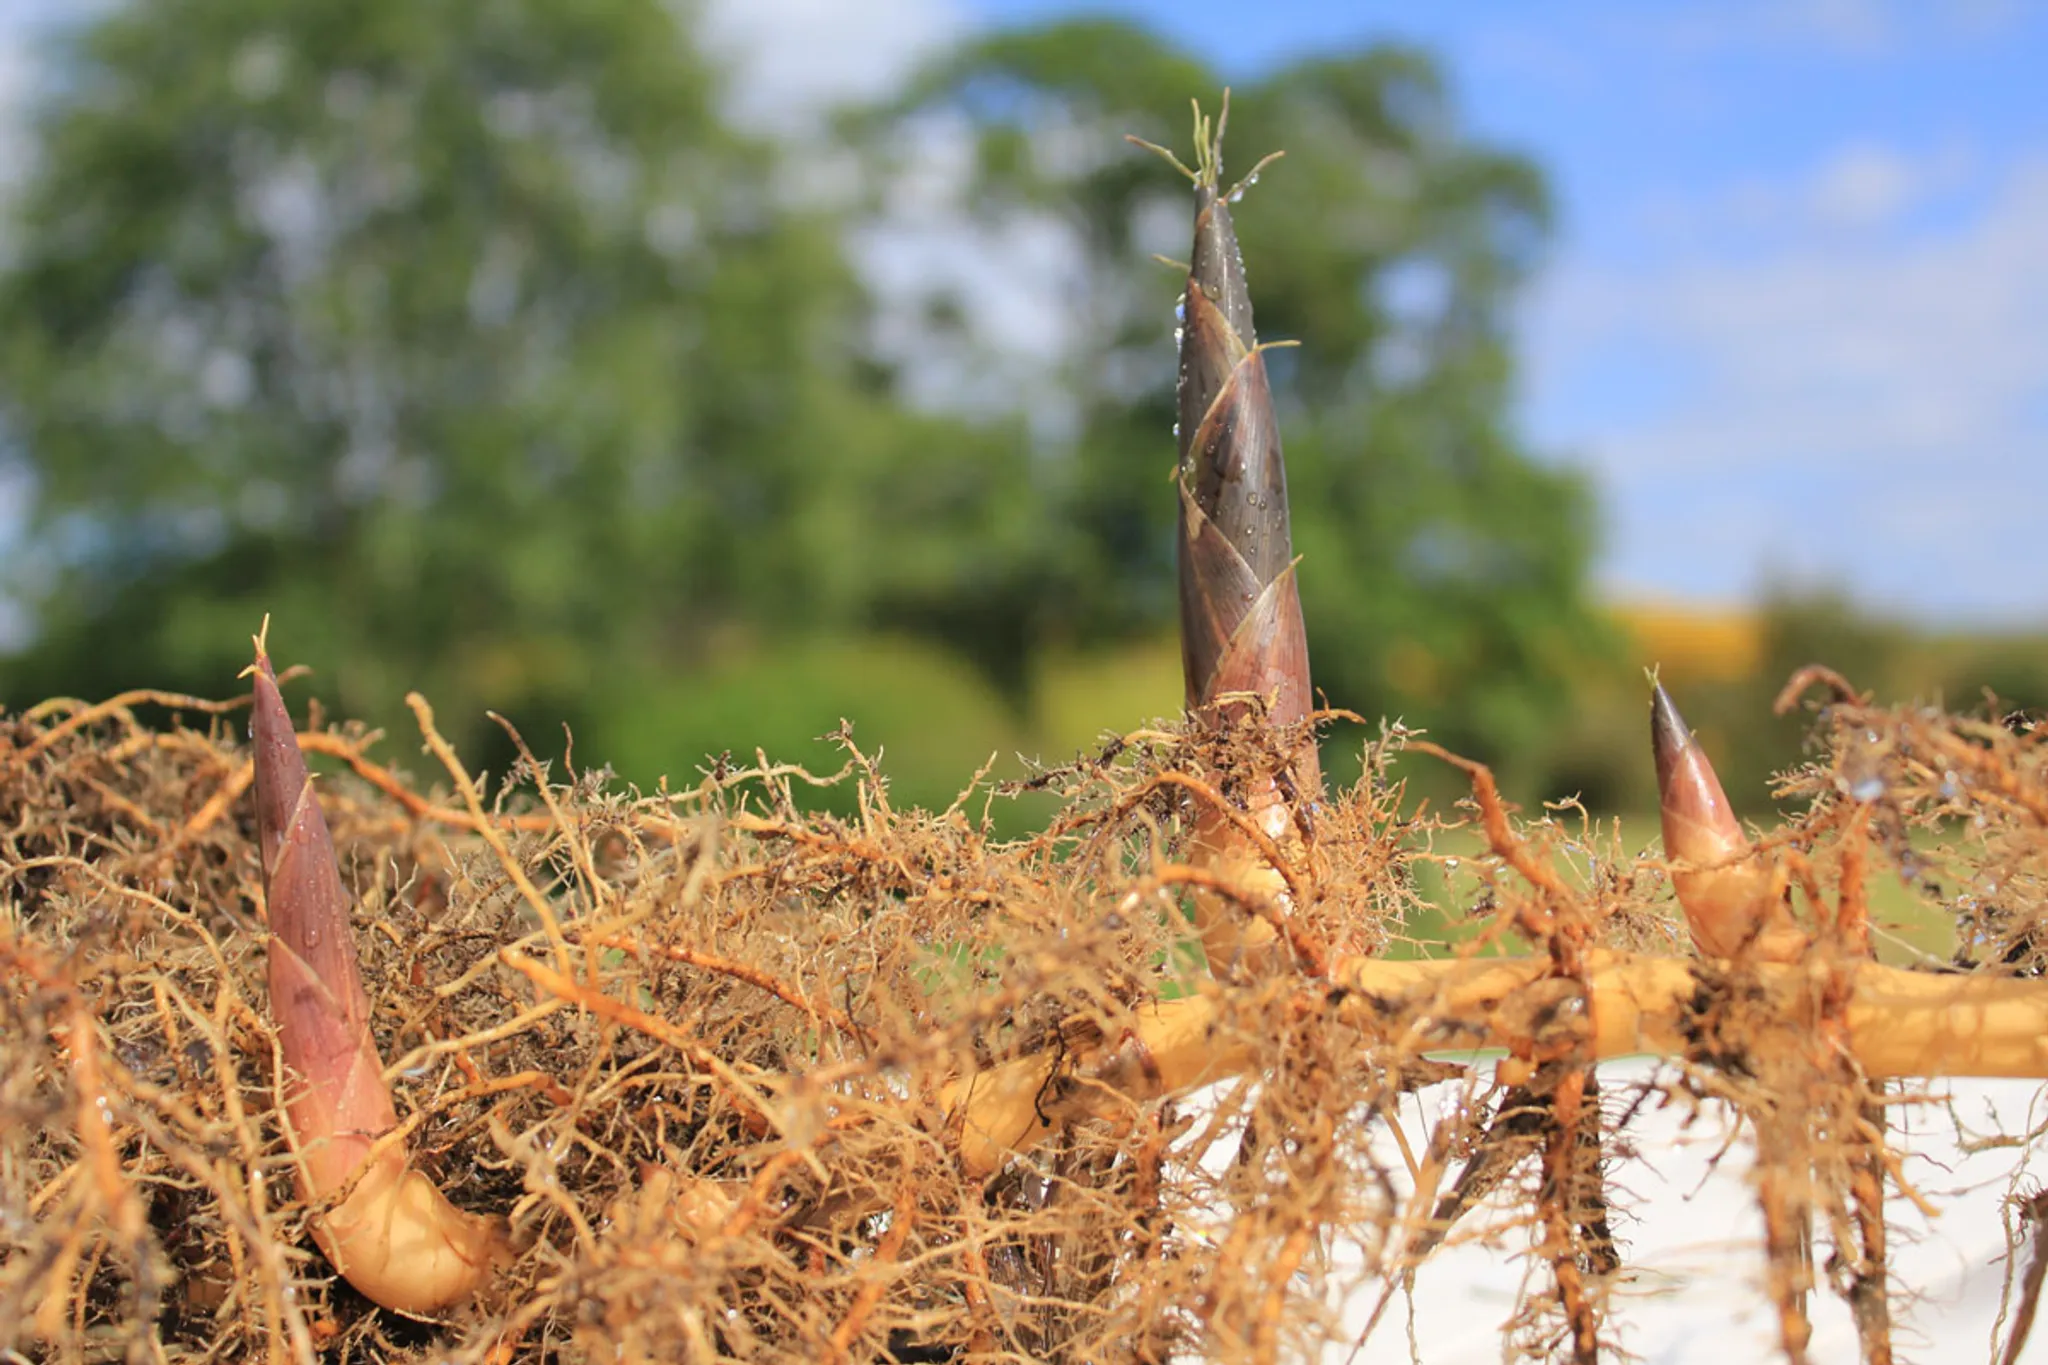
[1651,682,1804,962]
[250,641,504,1315]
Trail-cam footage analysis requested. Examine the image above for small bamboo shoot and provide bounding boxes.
[250,641,504,1315]
[1652,681,1805,961]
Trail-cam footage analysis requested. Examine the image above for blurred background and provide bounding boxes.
[0,0,2042,827]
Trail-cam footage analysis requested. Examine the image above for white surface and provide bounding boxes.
[1318,1063,2048,1363]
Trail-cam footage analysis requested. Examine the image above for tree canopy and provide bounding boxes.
[0,2,1610,803]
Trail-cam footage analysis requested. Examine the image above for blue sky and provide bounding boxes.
[955,0,2048,625]
[5,0,2045,625]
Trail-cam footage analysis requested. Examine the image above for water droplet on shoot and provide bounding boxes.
[1850,776,1885,802]
[1174,297,1186,323]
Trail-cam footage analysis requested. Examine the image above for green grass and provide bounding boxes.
[1390,812,1956,966]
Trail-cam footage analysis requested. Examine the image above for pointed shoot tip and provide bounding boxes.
[1649,680,1693,786]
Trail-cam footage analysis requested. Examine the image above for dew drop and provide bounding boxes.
[1865,729,1881,744]
[1172,421,1181,439]
[1174,297,1186,324]
[1940,770,1960,800]
[1173,326,1184,347]
[1444,857,1460,872]
[1850,776,1885,802]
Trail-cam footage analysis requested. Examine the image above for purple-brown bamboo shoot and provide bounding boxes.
[250,644,503,1314]
[1163,103,1320,973]
[1652,682,1804,962]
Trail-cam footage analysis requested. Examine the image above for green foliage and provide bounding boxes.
[0,0,1047,769]
[0,4,1613,805]
[585,635,1029,819]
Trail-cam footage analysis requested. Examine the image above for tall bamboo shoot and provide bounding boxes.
[1155,102,1318,973]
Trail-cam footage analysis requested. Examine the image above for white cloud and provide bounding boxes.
[698,0,962,134]
[1629,0,1894,58]
[1619,0,2028,61]
[1809,143,1918,226]
[1767,0,1892,53]
[1528,150,2048,623]
[1637,141,1977,247]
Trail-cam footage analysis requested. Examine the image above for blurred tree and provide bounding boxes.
[0,0,1049,768]
[865,20,1616,786]
[1,3,1615,806]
